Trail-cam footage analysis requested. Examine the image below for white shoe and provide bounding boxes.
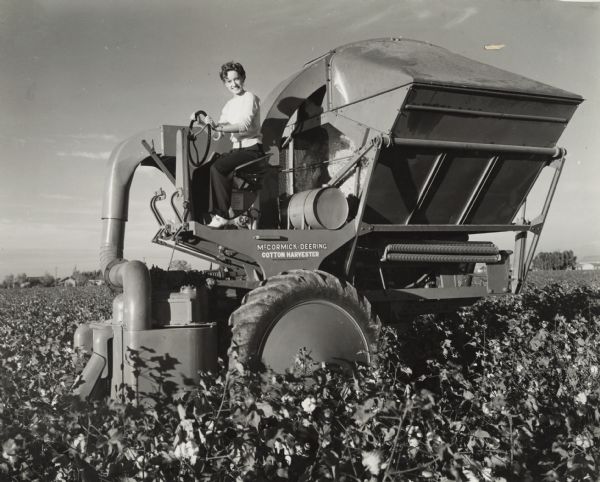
[232,215,250,229]
[207,215,229,229]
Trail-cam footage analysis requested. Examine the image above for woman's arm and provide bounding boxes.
[203,114,239,132]
[215,122,241,133]
[216,94,259,133]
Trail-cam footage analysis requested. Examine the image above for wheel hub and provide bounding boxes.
[260,299,369,372]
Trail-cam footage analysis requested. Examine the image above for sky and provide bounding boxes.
[0,0,599,278]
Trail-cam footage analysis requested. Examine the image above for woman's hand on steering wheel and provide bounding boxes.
[189,110,221,140]
[202,115,222,139]
[190,110,215,127]
[203,114,218,129]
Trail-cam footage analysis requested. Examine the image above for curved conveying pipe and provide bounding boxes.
[75,130,166,399]
[108,260,151,331]
[99,129,163,330]
[100,129,161,272]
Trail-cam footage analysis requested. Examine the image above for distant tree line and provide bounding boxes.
[1,273,49,289]
[532,250,577,271]
[168,259,192,271]
[1,269,102,289]
[2,259,193,288]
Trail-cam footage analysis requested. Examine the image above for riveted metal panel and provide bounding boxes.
[364,147,437,224]
[261,59,328,152]
[327,39,580,105]
[394,85,579,148]
[467,158,545,224]
[123,325,217,397]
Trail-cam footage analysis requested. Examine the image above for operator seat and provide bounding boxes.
[230,154,275,228]
[232,154,272,190]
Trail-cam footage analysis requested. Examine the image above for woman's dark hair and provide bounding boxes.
[219,62,246,82]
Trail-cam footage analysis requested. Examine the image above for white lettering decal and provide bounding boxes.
[261,251,320,260]
[256,242,327,260]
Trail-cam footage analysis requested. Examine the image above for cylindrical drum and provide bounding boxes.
[288,187,348,229]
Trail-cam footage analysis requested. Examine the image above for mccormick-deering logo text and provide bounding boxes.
[256,242,328,260]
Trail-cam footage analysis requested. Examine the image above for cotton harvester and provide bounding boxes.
[73,38,582,399]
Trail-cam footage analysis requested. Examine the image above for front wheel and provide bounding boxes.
[228,270,381,371]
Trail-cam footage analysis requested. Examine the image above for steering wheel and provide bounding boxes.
[187,109,224,168]
[190,110,222,141]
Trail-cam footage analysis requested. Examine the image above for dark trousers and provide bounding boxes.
[209,144,264,217]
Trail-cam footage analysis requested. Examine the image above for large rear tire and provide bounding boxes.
[228,270,381,371]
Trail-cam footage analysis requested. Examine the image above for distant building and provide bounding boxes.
[20,277,43,288]
[59,277,77,287]
[87,279,105,286]
[576,262,600,271]
[575,256,600,270]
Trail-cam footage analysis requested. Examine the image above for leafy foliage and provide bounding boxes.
[168,260,193,272]
[527,269,600,289]
[1,282,600,481]
[532,250,577,271]
[71,269,103,286]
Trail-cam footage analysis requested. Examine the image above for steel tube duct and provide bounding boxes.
[110,260,152,331]
[100,128,161,277]
[392,137,562,158]
[98,129,158,332]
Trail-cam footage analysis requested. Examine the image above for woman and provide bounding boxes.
[203,61,264,229]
